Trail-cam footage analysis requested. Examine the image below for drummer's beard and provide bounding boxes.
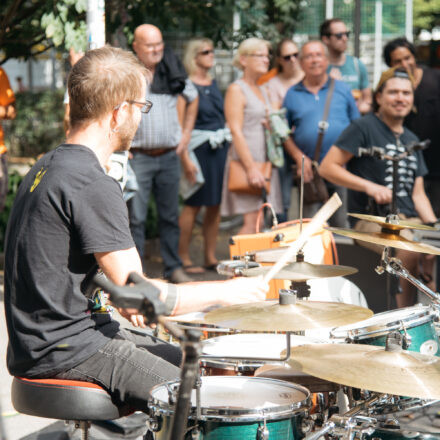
[116,114,139,152]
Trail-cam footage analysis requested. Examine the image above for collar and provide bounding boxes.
[295,77,332,93]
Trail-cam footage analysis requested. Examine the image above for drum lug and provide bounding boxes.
[147,415,161,433]
[257,420,270,440]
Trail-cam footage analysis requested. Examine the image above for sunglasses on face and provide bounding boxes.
[198,49,214,56]
[282,52,299,61]
[329,31,350,40]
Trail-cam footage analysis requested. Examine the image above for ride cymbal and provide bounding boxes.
[203,301,372,332]
[286,343,440,400]
[241,261,357,281]
[348,213,438,231]
[329,227,440,255]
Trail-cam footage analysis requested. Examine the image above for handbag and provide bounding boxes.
[295,78,335,204]
[228,160,272,196]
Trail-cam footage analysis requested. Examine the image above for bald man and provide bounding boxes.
[129,25,199,283]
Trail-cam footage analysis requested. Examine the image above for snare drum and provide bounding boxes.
[200,333,329,376]
[148,376,311,439]
[330,305,440,356]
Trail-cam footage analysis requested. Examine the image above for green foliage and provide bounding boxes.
[414,0,440,33]
[4,90,65,158]
[106,0,303,49]
[0,171,24,252]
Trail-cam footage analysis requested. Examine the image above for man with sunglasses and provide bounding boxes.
[320,18,371,114]
[4,46,267,415]
[130,24,199,284]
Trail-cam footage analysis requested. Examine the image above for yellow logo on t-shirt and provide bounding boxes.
[30,167,47,192]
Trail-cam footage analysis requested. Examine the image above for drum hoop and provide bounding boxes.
[200,358,264,371]
[331,308,434,340]
[148,377,311,421]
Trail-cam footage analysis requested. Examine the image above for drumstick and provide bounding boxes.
[262,192,342,284]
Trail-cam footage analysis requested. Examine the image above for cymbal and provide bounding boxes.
[329,227,440,255]
[241,261,358,281]
[348,213,437,231]
[203,301,373,332]
[286,343,440,400]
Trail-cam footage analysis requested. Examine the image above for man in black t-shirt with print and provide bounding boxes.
[4,46,267,413]
[320,67,437,308]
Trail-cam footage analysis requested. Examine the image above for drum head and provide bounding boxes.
[331,305,434,340]
[149,376,311,422]
[201,333,329,358]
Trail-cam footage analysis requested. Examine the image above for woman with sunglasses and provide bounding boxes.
[221,38,282,234]
[178,38,230,273]
[264,39,304,109]
[263,39,304,222]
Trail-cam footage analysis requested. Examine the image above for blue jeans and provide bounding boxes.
[128,151,182,277]
[53,328,182,412]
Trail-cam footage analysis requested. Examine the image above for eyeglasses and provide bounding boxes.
[328,31,350,40]
[114,100,153,114]
[198,49,214,56]
[282,52,299,61]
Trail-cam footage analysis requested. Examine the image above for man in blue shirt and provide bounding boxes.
[283,40,359,226]
[320,18,371,114]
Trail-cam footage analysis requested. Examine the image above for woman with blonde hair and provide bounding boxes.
[178,38,230,273]
[221,38,282,234]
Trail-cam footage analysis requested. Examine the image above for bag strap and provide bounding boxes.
[314,77,335,163]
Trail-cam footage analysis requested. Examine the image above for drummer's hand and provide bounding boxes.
[247,165,266,188]
[221,276,268,305]
[365,181,392,205]
[118,308,147,328]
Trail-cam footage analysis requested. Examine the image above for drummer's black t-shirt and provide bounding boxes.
[334,113,427,220]
[4,144,134,377]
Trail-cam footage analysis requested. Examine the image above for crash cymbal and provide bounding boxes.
[329,227,440,255]
[348,213,437,231]
[203,301,373,332]
[286,343,440,400]
[241,261,357,281]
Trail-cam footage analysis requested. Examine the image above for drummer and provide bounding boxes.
[3,47,267,414]
[319,67,437,308]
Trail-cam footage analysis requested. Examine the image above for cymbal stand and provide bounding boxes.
[377,247,440,306]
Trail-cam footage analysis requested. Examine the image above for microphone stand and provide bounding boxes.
[358,140,430,308]
[92,273,202,440]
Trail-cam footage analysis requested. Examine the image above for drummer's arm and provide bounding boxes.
[319,146,392,205]
[412,177,437,223]
[95,248,267,322]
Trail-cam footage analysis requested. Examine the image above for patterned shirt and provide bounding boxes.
[131,79,198,150]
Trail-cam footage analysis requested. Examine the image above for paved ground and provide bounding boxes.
[2,221,440,439]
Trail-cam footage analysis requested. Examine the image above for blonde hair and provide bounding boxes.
[183,38,214,76]
[68,46,148,129]
[233,38,271,70]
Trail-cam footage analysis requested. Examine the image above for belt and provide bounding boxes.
[131,147,176,157]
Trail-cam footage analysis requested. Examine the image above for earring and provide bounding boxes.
[111,127,119,133]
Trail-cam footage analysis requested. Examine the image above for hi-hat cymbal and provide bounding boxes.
[203,301,373,332]
[329,227,440,255]
[241,261,357,281]
[348,213,438,231]
[286,343,440,400]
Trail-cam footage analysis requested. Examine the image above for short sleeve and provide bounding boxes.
[72,176,135,254]
[283,89,294,127]
[335,120,366,156]
[358,59,369,91]
[415,150,428,178]
[181,79,198,103]
[347,89,361,121]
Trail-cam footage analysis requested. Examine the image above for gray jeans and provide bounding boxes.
[54,328,181,412]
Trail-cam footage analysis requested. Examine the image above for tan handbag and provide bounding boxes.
[228,160,272,196]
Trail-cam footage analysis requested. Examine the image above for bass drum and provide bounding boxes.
[148,376,311,439]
